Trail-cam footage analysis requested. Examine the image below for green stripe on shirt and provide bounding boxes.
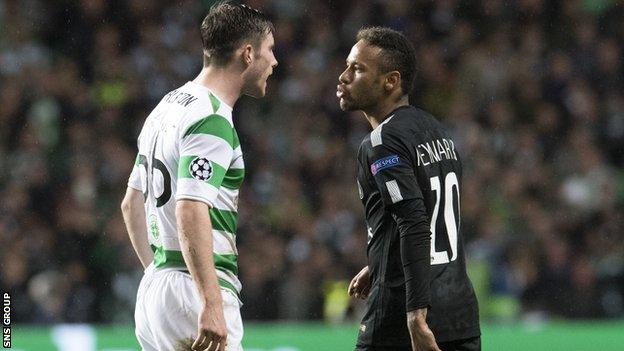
[214,253,238,275]
[209,93,221,113]
[221,168,244,189]
[152,245,185,268]
[210,208,237,234]
[218,277,240,299]
[151,246,238,277]
[183,114,234,147]
[149,245,241,299]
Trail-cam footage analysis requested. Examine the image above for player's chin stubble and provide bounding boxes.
[340,98,357,111]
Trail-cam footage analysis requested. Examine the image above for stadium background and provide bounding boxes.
[1,0,623,350]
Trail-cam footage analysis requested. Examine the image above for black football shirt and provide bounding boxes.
[355,105,480,348]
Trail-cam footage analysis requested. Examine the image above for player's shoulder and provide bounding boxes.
[383,105,448,139]
[178,83,232,122]
[371,105,418,146]
[172,83,239,148]
[384,105,435,129]
[365,105,446,149]
[175,85,235,140]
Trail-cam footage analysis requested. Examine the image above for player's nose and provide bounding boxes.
[338,69,349,84]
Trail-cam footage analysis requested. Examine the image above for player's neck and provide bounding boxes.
[193,66,243,108]
[364,95,409,129]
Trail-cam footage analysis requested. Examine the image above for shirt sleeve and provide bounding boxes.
[127,153,144,191]
[369,124,423,206]
[368,123,431,311]
[391,199,432,311]
[128,129,146,192]
[176,114,234,207]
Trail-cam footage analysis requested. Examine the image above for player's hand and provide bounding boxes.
[407,309,441,351]
[348,266,370,299]
[192,302,227,351]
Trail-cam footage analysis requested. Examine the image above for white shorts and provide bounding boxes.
[134,264,243,351]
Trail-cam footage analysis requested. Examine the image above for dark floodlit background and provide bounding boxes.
[1,0,623,350]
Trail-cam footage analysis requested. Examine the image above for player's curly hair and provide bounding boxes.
[357,27,416,95]
[200,1,274,67]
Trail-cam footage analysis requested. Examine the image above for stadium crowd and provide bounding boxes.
[1,0,623,323]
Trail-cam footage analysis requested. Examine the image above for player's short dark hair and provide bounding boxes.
[200,1,274,67]
[356,27,416,95]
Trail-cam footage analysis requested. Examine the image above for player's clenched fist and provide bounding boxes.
[192,304,228,351]
[348,266,371,299]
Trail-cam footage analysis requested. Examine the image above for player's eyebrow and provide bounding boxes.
[346,59,365,68]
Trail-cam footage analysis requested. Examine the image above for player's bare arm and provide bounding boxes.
[121,187,153,268]
[177,200,227,351]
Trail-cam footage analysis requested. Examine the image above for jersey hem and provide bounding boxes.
[127,182,142,191]
[176,194,215,208]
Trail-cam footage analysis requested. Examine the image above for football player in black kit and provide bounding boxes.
[337,27,480,351]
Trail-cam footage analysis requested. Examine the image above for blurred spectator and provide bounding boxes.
[0,0,623,324]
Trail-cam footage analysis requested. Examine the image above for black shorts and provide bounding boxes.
[355,336,481,351]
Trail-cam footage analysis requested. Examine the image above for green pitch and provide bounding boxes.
[11,321,624,350]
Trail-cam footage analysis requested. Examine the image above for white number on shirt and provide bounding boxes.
[429,172,459,265]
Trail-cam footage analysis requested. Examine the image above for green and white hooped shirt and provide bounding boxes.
[128,81,244,300]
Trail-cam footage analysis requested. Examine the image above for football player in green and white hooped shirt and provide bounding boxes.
[120,3,277,351]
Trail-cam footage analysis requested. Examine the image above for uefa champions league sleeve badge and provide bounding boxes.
[189,157,214,181]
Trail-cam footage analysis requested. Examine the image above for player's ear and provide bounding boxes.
[385,71,401,92]
[241,44,253,67]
